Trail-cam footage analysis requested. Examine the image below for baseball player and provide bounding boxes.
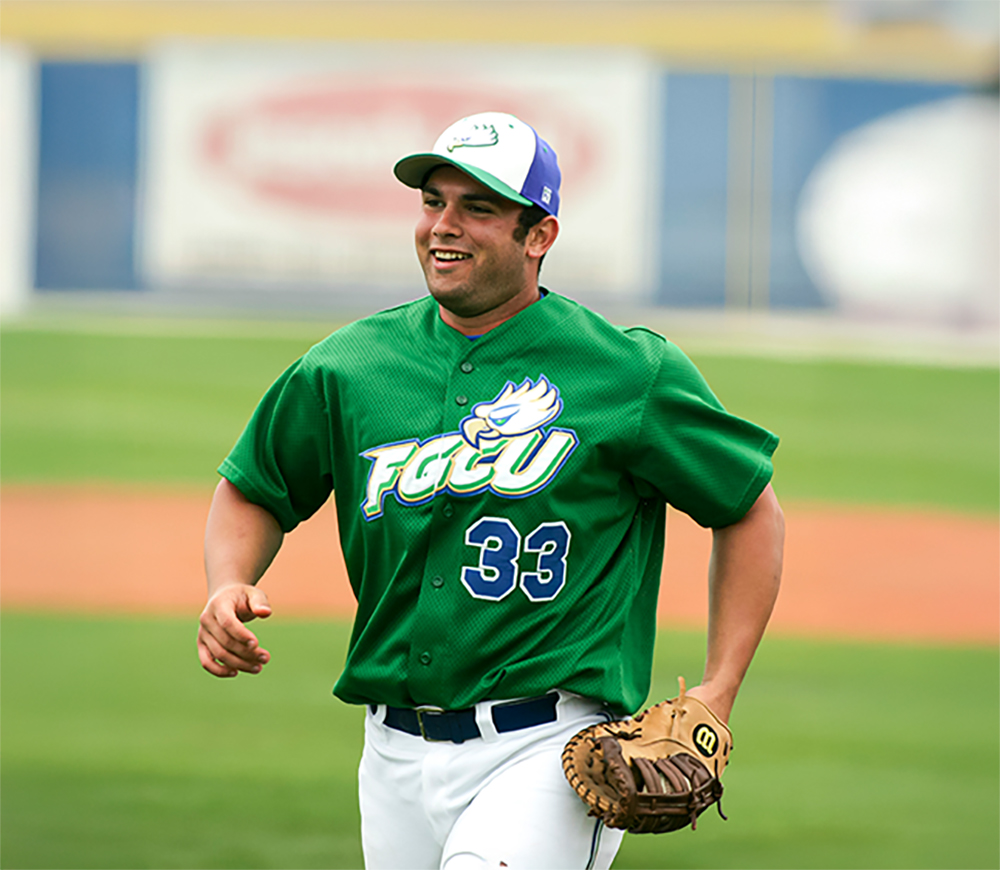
[197,112,784,869]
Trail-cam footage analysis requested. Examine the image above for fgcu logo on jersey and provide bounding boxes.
[360,377,577,521]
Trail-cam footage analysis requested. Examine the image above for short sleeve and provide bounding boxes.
[218,358,334,533]
[626,340,778,528]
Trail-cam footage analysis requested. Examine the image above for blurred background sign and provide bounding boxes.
[141,43,657,299]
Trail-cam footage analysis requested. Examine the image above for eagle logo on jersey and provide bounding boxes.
[360,376,577,521]
[461,376,562,448]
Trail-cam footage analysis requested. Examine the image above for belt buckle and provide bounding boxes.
[414,705,446,742]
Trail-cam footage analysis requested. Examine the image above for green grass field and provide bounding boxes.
[2,616,996,869]
[2,319,998,869]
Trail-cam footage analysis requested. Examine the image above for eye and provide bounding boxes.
[488,404,518,426]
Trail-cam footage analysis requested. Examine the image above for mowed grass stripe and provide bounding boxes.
[694,354,1000,514]
[1,615,997,870]
[2,327,998,512]
[0,329,316,486]
[6,313,996,368]
[0,314,346,343]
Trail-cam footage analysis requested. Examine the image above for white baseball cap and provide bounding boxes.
[394,112,562,216]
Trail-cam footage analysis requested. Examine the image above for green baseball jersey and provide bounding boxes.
[220,292,778,715]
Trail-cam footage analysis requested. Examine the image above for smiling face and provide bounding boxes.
[415,166,557,330]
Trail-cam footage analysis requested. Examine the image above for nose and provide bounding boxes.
[432,202,463,238]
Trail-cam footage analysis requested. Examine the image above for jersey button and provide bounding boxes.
[419,651,433,665]
[442,504,454,518]
[431,575,444,588]
[460,362,474,374]
[455,395,468,406]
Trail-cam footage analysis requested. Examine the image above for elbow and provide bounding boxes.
[741,482,784,534]
[747,483,785,587]
[764,483,785,539]
[762,484,785,588]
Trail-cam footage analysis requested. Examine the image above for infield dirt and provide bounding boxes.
[1,486,996,644]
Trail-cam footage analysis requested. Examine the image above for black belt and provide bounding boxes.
[379,692,559,744]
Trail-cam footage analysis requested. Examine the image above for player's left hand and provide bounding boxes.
[562,677,732,834]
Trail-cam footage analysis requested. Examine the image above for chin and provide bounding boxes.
[428,284,487,319]
[431,294,477,318]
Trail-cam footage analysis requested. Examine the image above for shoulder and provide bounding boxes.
[544,292,686,370]
[300,297,437,368]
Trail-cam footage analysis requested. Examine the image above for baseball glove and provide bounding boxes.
[561,678,732,834]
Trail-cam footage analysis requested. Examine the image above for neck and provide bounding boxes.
[439,285,541,336]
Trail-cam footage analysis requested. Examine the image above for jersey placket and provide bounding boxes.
[405,349,482,705]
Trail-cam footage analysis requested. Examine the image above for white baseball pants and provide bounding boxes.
[358,691,624,869]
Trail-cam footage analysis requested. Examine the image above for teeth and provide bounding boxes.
[435,251,471,261]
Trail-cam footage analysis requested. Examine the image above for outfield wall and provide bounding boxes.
[0,45,36,316]
[1,2,997,319]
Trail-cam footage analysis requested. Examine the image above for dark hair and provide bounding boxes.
[513,204,550,274]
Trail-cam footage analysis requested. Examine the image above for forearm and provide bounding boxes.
[696,484,784,721]
[204,478,284,596]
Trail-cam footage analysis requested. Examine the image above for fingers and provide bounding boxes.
[198,585,273,678]
[198,627,269,677]
[243,585,273,621]
[198,632,240,677]
[221,584,271,633]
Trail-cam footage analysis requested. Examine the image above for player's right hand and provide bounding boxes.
[197,583,272,678]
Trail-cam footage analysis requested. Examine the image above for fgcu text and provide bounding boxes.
[360,377,578,521]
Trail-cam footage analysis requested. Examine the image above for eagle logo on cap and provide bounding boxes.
[446,123,499,152]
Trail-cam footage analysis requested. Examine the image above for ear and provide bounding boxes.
[525,216,559,263]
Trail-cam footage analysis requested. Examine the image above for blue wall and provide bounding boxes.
[31,60,966,304]
[657,73,965,308]
[658,73,731,307]
[35,62,140,290]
